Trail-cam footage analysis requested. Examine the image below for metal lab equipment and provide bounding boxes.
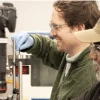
[8,32,57,100]
[0,2,17,100]
[8,42,32,100]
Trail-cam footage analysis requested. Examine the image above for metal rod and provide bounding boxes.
[18,61,23,100]
[12,39,16,89]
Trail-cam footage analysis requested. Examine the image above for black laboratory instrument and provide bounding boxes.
[0,2,17,100]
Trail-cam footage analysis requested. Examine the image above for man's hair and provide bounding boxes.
[53,1,100,29]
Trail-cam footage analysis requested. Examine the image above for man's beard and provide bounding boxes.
[96,70,100,81]
[93,60,100,81]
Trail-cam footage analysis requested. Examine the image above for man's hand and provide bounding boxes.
[11,31,34,51]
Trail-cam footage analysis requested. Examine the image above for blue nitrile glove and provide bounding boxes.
[11,31,34,51]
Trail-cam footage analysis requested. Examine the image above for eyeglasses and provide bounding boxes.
[90,43,100,59]
[90,43,100,52]
[49,23,68,30]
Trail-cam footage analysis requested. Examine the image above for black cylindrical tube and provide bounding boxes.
[0,30,7,93]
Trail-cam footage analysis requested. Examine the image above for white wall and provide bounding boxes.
[11,1,53,31]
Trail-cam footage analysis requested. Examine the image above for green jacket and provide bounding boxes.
[24,35,97,100]
[71,82,100,100]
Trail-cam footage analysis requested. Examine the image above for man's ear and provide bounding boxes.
[77,24,85,31]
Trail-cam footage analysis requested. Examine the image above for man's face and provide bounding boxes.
[50,7,78,53]
[89,43,100,81]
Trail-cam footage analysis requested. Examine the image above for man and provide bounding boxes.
[11,1,100,100]
[73,18,100,100]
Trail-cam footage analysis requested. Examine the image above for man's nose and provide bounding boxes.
[50,29,57,38]
[89,51,97,60]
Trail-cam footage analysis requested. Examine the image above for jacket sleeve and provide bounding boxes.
[71,82,100,100]
[22,34,64,70]
[71,91,88,100]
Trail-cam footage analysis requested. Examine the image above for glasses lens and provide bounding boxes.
[49,23,59,30]
[49,23,53,29]
[95,45,100,51]
[90,43,100,51]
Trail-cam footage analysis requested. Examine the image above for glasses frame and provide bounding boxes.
[49,23,68,30]
[90,43,100,52]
